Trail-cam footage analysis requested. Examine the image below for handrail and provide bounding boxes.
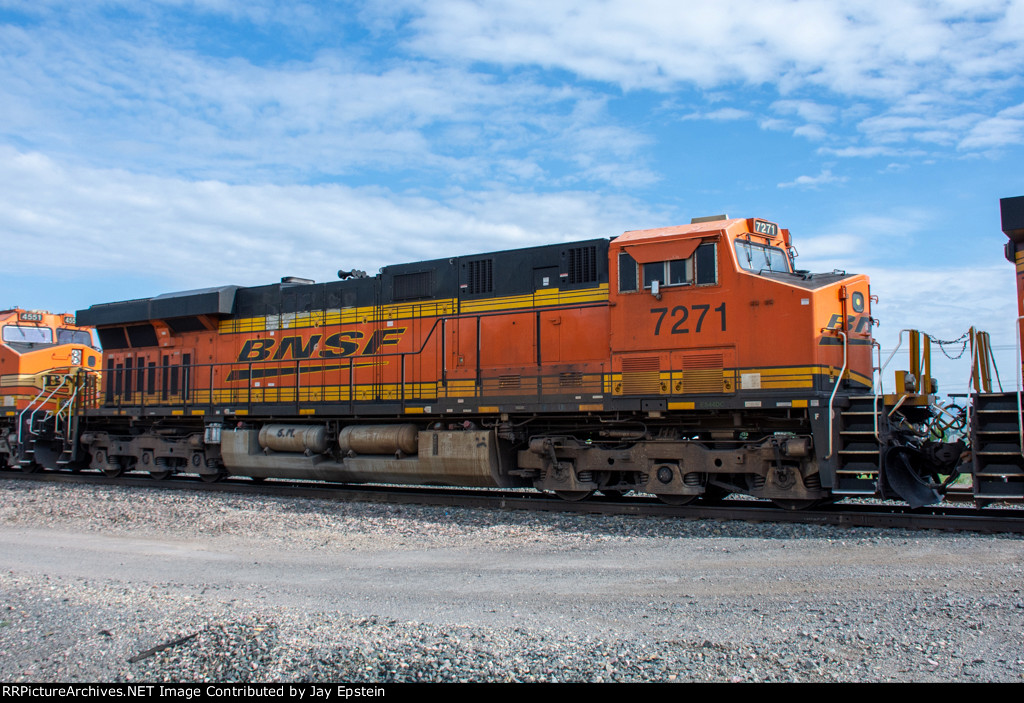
[824,328,847,460]
[969,327,989,394]
[55,371,86,434]
[966,327,986,442]
[871,339,883,445]
[17,385,52,443]
[875,329,914,443]
[19,373,70,442]
[1016,316,1023,456]
[877,329,913,380]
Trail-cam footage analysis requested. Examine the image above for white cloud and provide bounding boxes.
[959,102,1024,149]
[1,0,1020,191]
[680,108,752,121]
[393,1,1023,98]
[793,124,829,141]
[771,99,837,124]
[856,111,983,145]
[386,0,1024,151]
[817,145,927,158]
[0,23,653,189]
[0,147,667,308]
[777,169,846,189]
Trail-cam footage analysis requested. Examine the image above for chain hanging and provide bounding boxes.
[923,331,970,360]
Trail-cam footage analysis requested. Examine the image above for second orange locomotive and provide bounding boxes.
[74,215,941,508]
[0,308,100,470]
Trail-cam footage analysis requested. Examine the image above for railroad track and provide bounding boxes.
[3,469,1022,534]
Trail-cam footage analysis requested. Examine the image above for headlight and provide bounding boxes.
[71,349,82,365]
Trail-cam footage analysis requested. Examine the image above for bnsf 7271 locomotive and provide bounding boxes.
[43,215,961,508]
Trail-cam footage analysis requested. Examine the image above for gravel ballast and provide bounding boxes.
[0,480,1022,683]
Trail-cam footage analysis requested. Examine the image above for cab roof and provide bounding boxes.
[615,218,750,245]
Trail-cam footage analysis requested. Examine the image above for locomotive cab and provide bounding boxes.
[609,217,873,395]
[602,217,876,506]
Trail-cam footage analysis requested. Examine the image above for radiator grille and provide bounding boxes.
[681,353,724,393]
[621,356,661,395]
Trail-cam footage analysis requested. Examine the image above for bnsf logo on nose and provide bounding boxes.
[236,329,407,362]
[826,314,872,333]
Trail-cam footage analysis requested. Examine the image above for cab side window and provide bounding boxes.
[618,252,638,292]
[618,242,717,292]
[695,243,717,285]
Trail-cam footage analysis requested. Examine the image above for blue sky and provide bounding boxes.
[2,0,1024,394]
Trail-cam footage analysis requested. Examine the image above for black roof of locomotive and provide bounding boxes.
[77,285,240,327]
[76,238,610,328]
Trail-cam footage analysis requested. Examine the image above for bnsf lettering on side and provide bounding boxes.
[236,329,406,362]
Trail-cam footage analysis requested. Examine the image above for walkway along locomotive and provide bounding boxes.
[45,214,971,509]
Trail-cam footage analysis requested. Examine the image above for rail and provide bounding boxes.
[874,329,915,443]
[7,470,1024,534]
[824,328,847,460]
[88,304,883,419]
[1016,316,1023,456]
[93,307,671,415]
[17,373,70,443]
[969,327,999,394]
[966,326,1004,444]
[54,370,89,437]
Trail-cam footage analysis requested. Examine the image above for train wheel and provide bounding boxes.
[657,493,699,506]
[554,490,593,501]
[200,472,225,483]
[102,466,123,478]
[149,470,172,480]
[771,498,820,511]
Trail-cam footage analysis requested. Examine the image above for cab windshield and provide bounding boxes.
[734,240,790,273]
[57,328,93,346]
[2,325,53,345]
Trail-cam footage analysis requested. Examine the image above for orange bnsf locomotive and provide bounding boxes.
[0,309,101,470]
[64,215,966,509]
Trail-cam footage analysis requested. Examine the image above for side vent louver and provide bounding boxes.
[567,246,598,284]
[499,375,522,389]
[394,271,433,301]
[466,259,494,295]
[559,372,583,387]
